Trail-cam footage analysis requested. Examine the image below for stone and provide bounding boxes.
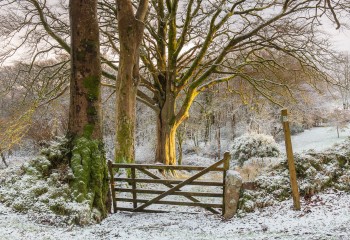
[224,170,242,219]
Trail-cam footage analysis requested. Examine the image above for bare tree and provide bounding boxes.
[135,0,346,165]
[334,53,350,109]
[0,60,70,166]
[1,0,348,168]
[0,0,118,77]
[328,108,350,138]
[0,0,148,166]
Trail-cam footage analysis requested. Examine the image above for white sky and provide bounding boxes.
[331,30,350,53]
[323,17,350,53]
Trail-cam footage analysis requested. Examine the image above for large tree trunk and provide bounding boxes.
[114,0,147,164]
[155,89,180,166]
[156,116,177,166]
[68,0,109,218]
[114,64,137,164]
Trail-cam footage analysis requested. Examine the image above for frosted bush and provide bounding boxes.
[0,137,99,226]
[231,133,280,166]
[238,138,350,213]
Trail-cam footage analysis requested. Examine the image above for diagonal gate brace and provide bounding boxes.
[138,168,220,214]
[132,153,230,212]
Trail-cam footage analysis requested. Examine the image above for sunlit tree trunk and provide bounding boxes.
[156,120,177,166]
[155,82,194,166]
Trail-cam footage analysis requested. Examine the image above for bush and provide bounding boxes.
[231,133,280,166]
[290,123,305,135]
[238,139,350,214]
[0,137,97,226]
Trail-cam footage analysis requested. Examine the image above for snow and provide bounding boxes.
[1,126,350,239]
[0,191,350,239]
[226,170,242,180]
[280,125,350,153]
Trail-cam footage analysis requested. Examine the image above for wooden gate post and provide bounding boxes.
[222,152,230,216]
[281,109,301,210]
[131,168,137,209]
[108,160,117,213]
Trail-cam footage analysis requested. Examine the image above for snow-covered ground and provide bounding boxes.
[1,126,350,239]
[1,191,349,239]
[280,125,350,153]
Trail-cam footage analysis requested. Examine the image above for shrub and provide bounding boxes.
[238,139,350,214]
[231,133,280,166]
[0,137,96,226]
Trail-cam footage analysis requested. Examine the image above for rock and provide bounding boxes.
[223,170,242,219]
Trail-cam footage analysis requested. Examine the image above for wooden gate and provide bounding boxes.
[108,152,230,215]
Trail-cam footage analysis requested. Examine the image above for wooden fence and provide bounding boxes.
[108,152,231,215]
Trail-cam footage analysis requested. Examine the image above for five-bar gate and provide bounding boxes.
[108,152,231,215]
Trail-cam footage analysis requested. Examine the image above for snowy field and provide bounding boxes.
[1,126,350,239]
[281,125,350,153]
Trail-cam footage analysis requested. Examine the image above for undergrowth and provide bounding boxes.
[238,138,350,213]
[0,137,102,226]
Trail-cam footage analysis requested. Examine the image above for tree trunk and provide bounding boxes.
[156,118,177,166]
[217,126,221,160]
[176,124,186,166]
[177,138,183,166]
[204,115,210,144]
[115,0,147,164]
[231,114,236,140]
[337,126,340,138]
[155,88,178,166]
[114,70,137,164]
[68,0,109,218]
[155,104,191,166]
[0,151,8,168]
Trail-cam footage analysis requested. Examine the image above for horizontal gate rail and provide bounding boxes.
[114,207,169,213]
[108,152,231,215]
[110,163,225,171]
[114,177,224,186]
[115,188,223,197]
[115,198,223,208]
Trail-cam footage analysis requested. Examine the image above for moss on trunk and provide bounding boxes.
[70,137,109,218]
[115,115,135,164]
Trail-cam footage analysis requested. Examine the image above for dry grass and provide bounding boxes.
[235,158,280,182]
[235,164,261,182]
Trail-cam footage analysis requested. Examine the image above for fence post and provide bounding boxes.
[281,109,301,210]
[108,160,117,213]
[222,152,230,216]
[131,168,137,209]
